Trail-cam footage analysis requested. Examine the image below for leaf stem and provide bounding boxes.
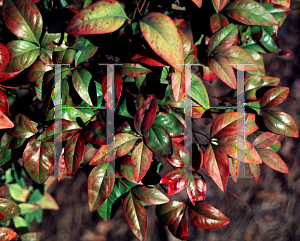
[85,109,100,125]
[119,178,131,191]
[211,0,219,13]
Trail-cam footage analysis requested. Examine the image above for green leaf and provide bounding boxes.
[5,40,39,73]
[74,38,98,67]
[55,48,76,65]
[18,203,39,215]
[8,113,38,139]
[154,112,184,138]
[267,139,281,153]
[33,206,43,223]
[224,0,278,26]
[210,13,229,33]
[2,0,43,44]
[35,192,59,210]
[72,68,93,106]
[66,0,128,35]
[0,198,20,221]
[61,108,91,123]
[262,110,299,137]
[261,87,289,108]
[260,26,280,54]
[13,216,28,233]
[139,12,184,73]
[0,149,12,167]
[20,232,41,241]
[25,60,53,83]
[8,184,29,202]
[41,31,68,52]
[190,73,210,108]
[132,186,169,205]
[118,63,152,77]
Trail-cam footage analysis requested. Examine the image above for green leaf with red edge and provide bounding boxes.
[186,171,206,205]
[102,71,123,111]
[202,66,216,82]
[160,168,187,195]
[192,0,202,8]
[168,212,188,240]
[23,136,54,184]
[66,0,128,35]
[131,49,168,67]
[20,232,41,241]
[55,48,76,65]
[131,141,153,183]
[173,19,185,29]
[90,133,140,165]
[0,70,23,82]
[74,38,98,67]
[184,45,197,64]
[208,56,236,89]
[262,110,299,137]
[0,90,9,114]
[8,113,38,138]
[252,132,280,149]
[262,3,290,26]
[204,144,229,191]
[5,40,39,73]
[41,31,68,52]
[257,148,288,173]
[156,201,185,226]
[132,186,169,205]
[229,158,240,183]
[210,13,229,33]
[123,191,148,241]
[0,133,25,149]
[178,28,191,58]
[72,68,93,106]
[58,150,68,182]
[218,135,262,164]
[218,46,259,71]
[88,162,115,212]
[117,63,152,77]
[153,112,184,138]
[224,0,278,26]
[260,26,280,54]
[0,227,17,240]
[83,121,106,145]
[190,73,210,108]
[188,203,230,229]
[245,50,265,75]
[207,24,238,55]
[2,0,43,44]
[267,139,281,152]
[64,133,85,176]
[0,198,20,221]
[120,156,142,184]
[134,95,157,136]
[249,163,260,183]
[135,93,145,111]
[213,0,228,12]
[139,12,184,73]
[0,43,10,78]
[143,123,172,158]
[37,120,82,142]
[171,69,184,103]
[25,60,53,83]
[165,141,189,168]
[244,75,280,100]
[261,87,289,108]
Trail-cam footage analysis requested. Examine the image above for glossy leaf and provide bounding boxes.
[144,123,172,158]
[257,148,288,173]
[0,198,20,221]
[88,163,115,212]
[102,71,123,110]
[208,56,236,89]
[66,0,128,35]
[218,136,262,164]
[0,133,25,150]
[0,89,9,114]
[210,13,229,33]
[262,2,290,26]
[261,87,289,108]
[154,112,184,138]
[268,139,281,153]
[8,113,38,138]
[139,12,184,73]
[74,38,98,67]
[133,186,169,205]
[72,68,93,106]
[249,163,260,183]
[252,132,280,149]
[0,43,10,78]
[207,24,238,55]
[160,168,187,195]
[90,133,140,165]
[2,0,43,44]
[55,48,76,65]
[23,136,54,184]
[25,60,53,83]
[131,141,153,183]
[156,201,185,226]
[188,203,230,229]
[134,95,157,136]
[190,73,210,108]
[218,46,259,71]
[224,0,278,26]
[204,144,229,191]
[0,227,17,241]
[168,212,188,240]
[64,133,85,176]
[41,31,68,52]
[263,110,299,137]
[5,40,39,73]
[123,192,148,241]
[186,172,206,205]
[165,141,189,168]
[120,156,141,184]
[83,121,106,145]
[118,63,152,77]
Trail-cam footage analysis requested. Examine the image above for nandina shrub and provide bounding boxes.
[0,0,298,240]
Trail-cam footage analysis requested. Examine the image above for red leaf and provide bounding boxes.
[213,0,227,12]
[165,141,189,168]
[123,192,148,241]
[25,60,53,83]
[0,227,18,240]
[229,158,240,183]
[160,168,187,195]
[156,201,185,226]
[132,186,169,205]
[210,13,229,33]
[186,172,206,205]
[64,133,85,176]
[83,121,106,145]
[117,63,152,77]
[0,89,9,113]
[261,87,289,108]
[134,95,157,135]
[102,71,123,111]
[204,144,229,191]
[0,70,23,82]
[202,66,216,82]
[173,19,185,29]
[168,212,188,240]
[0,42,10,78]
[188,203,230,229]
[257,148,288,173]
[131,49,168,67]
[8,113,38,138]
[252,132,280,149]
[192,0,202,8]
